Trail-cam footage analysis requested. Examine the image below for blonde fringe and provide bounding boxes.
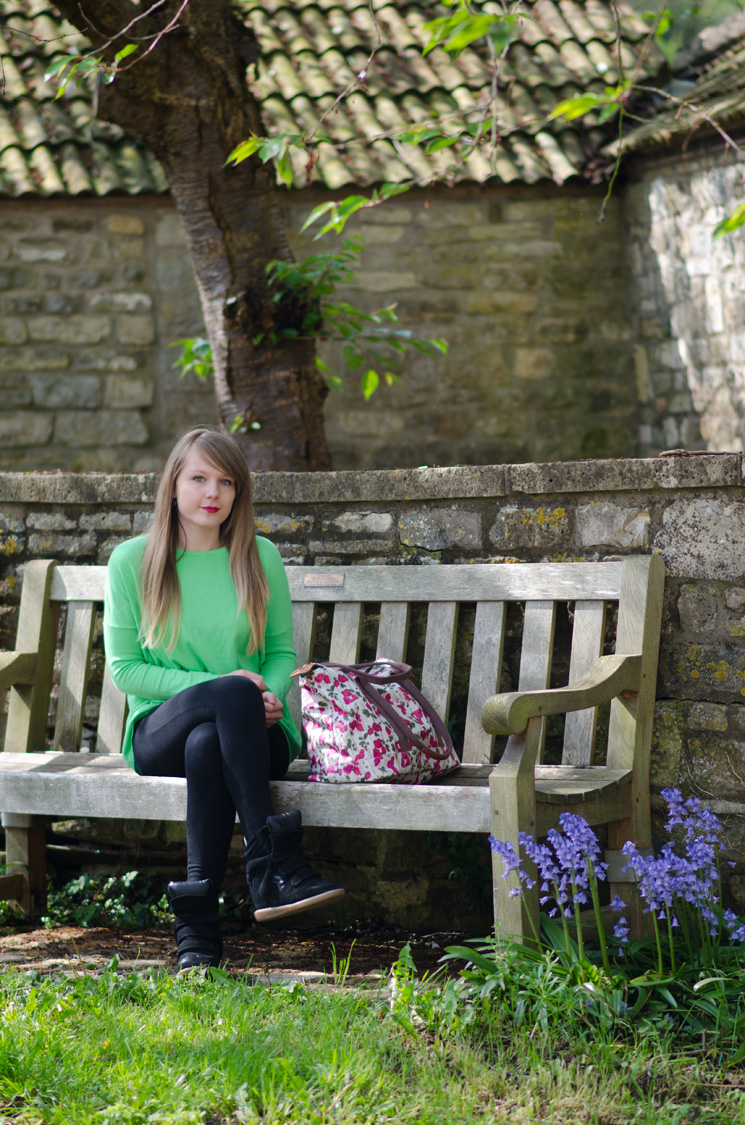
[139,428,268,654]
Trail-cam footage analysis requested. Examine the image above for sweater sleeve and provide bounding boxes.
[103,540,217,701]
[257,538,298,703]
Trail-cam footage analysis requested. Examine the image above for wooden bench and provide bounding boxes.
[0,554,664,941]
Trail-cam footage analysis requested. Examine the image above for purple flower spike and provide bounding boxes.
[610,895,627,913]
[614,915,629,943]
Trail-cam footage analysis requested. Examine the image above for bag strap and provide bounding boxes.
[310,660,455,762]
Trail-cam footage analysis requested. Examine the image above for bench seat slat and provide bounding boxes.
[0,752,630,828]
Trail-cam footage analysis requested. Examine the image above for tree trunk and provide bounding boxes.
[55,0,331,471]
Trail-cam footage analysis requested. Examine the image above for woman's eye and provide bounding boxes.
[193,476,204,482]
[221,480,232,487]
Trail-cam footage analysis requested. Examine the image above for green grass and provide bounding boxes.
[0,962,743,1125]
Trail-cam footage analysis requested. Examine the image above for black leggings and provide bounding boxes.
[132,677,290,888]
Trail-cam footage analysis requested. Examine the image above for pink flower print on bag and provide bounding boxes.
[294,658,460,785]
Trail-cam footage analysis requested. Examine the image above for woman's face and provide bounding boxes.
[173,451,236,548]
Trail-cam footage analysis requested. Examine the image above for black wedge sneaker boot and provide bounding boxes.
[244,810,345,923]
[167,879,223,972]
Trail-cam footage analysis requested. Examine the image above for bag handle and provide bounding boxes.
[303,660,455,762]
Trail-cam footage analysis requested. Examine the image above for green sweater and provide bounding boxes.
[103,535,302,771]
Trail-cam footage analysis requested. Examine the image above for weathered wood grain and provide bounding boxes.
[517,600,556,760]
[463,601,504,764]
[96,663,127,756]
[329,602,363,664]
[52,601,97,754]
[420,601,458,725]
[563,599,606,767]
[376,602,410,662]
[5,559,58,755]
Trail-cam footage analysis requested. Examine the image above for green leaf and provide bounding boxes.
[361,369,380,400]
[425,134,461,153]
[550,93,608,121]
[114,43,138,63]
[315,357,330,372]
[226,137,263,166]
[276,151,294,189]
[714,201,745,238]
[44,55,75,81]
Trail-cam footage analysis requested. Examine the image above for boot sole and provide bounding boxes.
[254,887,346,923]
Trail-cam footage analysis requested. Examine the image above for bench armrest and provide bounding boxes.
[481,653,643,736]
[0,652,38,694]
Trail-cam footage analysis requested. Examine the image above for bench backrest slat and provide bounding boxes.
[420,601,459,729]
[287,563,624,602]
[97,663,128,756]
[329,602,363,664]
[462,600,505,765]
[6,560,58,755]
[517,601,557,763]
[52,601,97,754]
[376,602,410,663]
[563,599,607,767]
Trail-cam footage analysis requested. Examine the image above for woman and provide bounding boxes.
[103,426,344,971]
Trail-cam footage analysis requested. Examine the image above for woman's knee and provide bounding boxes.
[184,722,221,778]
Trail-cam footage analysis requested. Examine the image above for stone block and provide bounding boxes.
[116,315,155,345]
[1,294,42,315]
[659,639,745,701]
[45,295,83,316]
[74,351,138,372]
[155,256,196,292]
[27,512,77,531]
[106,215,145,235]
[490,505,569,550]
[133,510,154,533]
[0,412,53,445]
[0,376,32,408]
[678,584,718,632]
[28,316,111,345]
[359,272,417,293]
[0,318,27,345]
[309,538,396,556]
[398,508,481,551]
[688,701,728,731]
[726,589,745,611]
[650,701,684,788]
[69,269,110,289]
[0,267,33,290]
[327,512,394,535]
[110,239,145,261]
[30,375,101,409]
[120,262,146,283]
[155,212,186,247]
[15,242,68,263]
[28,532,96,556]
[98,536,132,564]
[576,502,650,548]
[514,348,556,380]
[654,498,745,580]
[0,508,24,534]
[463,291,539,315]
[79,512,132,531]
[54,410,148,446]
[103,375,154,409]
[253,513,314,536]
[90,291,153,314]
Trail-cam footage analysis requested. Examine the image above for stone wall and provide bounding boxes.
[624,146,745,457]
[0,183,640,473]
[0,199,215,472]
[1,454,745,926]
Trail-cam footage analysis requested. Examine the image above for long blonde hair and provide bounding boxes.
[139,427,268,654]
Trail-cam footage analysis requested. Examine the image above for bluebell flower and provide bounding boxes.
[610,895,627,913]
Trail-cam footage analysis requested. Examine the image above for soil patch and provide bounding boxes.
[0,918,468,981]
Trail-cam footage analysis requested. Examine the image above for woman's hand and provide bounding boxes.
[221,669,267,691]
[262,691,283,727]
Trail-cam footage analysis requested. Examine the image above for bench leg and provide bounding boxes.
[2,814,47,915]
[489,718,541,945]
